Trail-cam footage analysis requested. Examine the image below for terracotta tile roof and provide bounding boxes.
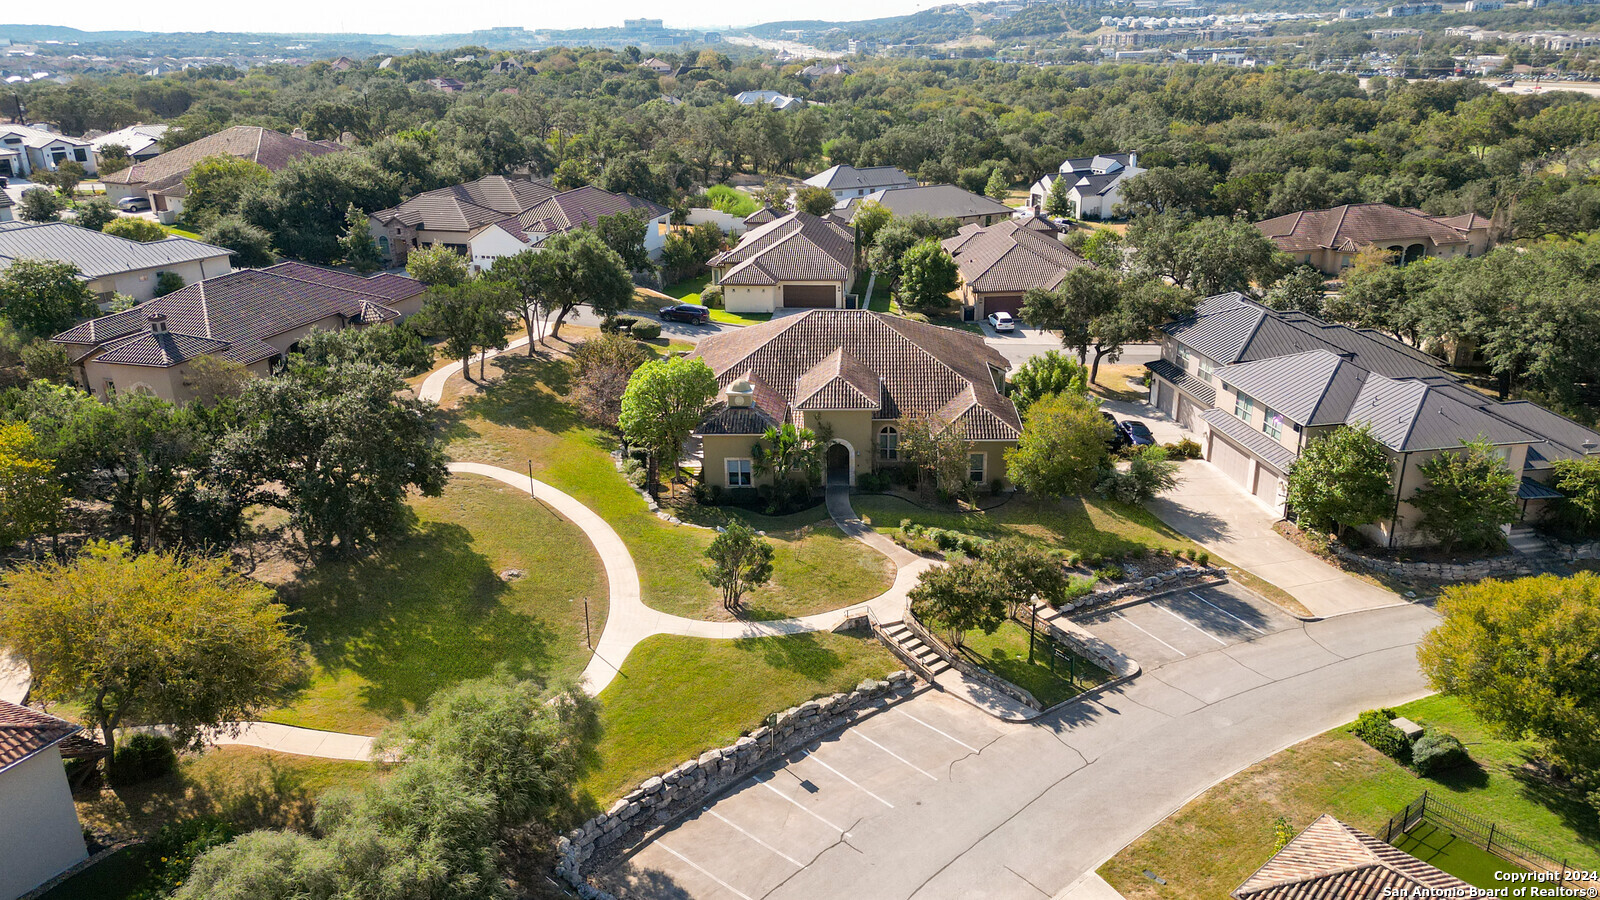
[1255,203,1471,254]
[100,125,345,187]
[369,175,560,232]
[942,220,1090,294]
[1233,814,1472,899]
[0,700,81,773]
[709,212,854,286]
[689,310,1019,440]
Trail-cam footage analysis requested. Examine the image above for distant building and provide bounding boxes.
[426,77,466,92]
[89,123,168,167]
[704,32,724,43]
[0,123,95,179]
[1255,202,1493,275]
[328,56,356,71]
[734,89,806,110]
[1029,152,1143,219]
[1386,2,1442,15]
[1464,0,1505,10]
[1339,6,1375,16]
[799,62,854,78]
[804,164,918,201]
[623,17,665,29]
[488,59,524,75]
[639,57,675,75]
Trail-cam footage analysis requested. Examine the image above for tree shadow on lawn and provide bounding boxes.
[454,354,580,435]
[729,631,846,681]
[281,521,560,724]
[1506,752,1600,850]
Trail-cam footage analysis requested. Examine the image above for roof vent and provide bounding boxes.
[726,379,755,408]
[147,313,168,334]
[291,127,308,140]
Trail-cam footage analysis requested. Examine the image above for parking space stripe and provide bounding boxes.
[752,774,845,833]
[704,808,805,868]
[801,750,894,808]
[657,843,756,900]
[1113,610,1187,657]
[896,709,980,753]
[1153,602,1229,646]
[854,732,938,781]
[1189,591,1265,633]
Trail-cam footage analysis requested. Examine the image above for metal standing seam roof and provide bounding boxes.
[0,221,233,280]
[89,123,168,155]
[1344,373,1540,452]
[1200,407,1298,474]
[1145,358,1217,406]
[942,220,1090,294]
[1232,814,1471,900]
[0,123,91,150]
[1215,350,1370,427]
[804,164,916,192]
[1519,477,1565,500]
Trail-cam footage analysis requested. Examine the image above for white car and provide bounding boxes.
[986,311,1017,332]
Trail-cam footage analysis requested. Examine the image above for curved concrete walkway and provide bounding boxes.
[417,336,532,404]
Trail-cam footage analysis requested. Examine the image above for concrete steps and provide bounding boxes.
[882,622,952,676]
[1508,526,1549,557]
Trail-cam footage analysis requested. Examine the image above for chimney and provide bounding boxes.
[291,127,308,140]
[340,131,357,146]
[147,313,168,334]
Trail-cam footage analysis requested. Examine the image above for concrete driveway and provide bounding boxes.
[1147,463,1403,618]
[603,600,1439,900]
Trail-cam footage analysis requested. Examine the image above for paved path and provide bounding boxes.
[417,336,533,403]
[1148,463,1402,619]
[202,722,377,761]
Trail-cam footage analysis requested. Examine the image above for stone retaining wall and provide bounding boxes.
[1063,565,1227,612]
[555,670,919,898]
[1330,544,1534,581]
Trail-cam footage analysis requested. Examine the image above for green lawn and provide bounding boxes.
[648,275,772,327]
[959,619,1112,707]
[580,631,898,803]
[442,350,891,621]
[260,477,608,734]
[853,493,1201,558]
[1393,821,1524,889]
[1099,694,1600,899]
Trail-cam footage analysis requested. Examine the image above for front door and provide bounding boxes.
[827,443,850,485]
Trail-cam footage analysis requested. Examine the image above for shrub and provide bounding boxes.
[110,732,178,785]
[1094,564,1124,581]
[601,315,641,334]
[932,529,961,551]
[1194,551,1210,566]
[630,321,662,341]
[1165,438,1202,459]
[989,477,1004,495]
[701,285,724,308]
[133,817,236,900]
[1083,552,1102,567]
[899,518,914,532]
[691,482,723,505]
[1412,727,1470,775]
[1060,576,1096,604]
[1066,551,1082,567]
[1350,708,1412,763]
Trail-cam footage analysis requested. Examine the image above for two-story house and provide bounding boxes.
[1147,293,1600,547]
[0,124,96,179]
[1028,152,1143,220]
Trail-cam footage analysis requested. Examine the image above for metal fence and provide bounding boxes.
[1383,791,1599,887]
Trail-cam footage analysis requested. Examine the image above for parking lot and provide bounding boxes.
[1069,581,1302,668]
[602,692,1012,900]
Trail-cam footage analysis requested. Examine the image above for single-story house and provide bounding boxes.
[841,184,1015,227]
[0,221,233,306]
[0,124,95,179]
[1028,152,1143,219]
[99,126,346,224]
[689,309,1021,489]
[53,262,427,403]
[708,211,856,314]
[803,164,917,202]
[638,57,675,75]
[1232,814,1472,899]
[1255,202,1495,274]
[88,123,168,167]
[734,90,806,110]
[426,77,467,93]
[368,176,670,271]
[942,220,1091,321]
[1146,292,1600,546]
[0,700,106,900]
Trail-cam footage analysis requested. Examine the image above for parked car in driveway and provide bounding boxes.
[659,303,711,325]
[1119,419,1156,447]
[1102,411,1130,450]
[116,195,151,212]
[986,311,1016,332]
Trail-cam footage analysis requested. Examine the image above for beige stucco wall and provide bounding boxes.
[0,746,89,900]
[1214,383,1304,456]
[700,415,1013,490]
[1357,442,1530,548]
[722,284,779,314]
[87,255,233,305]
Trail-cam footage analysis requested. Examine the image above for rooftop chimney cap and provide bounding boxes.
[146,312,167,333]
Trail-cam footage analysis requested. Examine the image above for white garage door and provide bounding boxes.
[1177,396,1201,432]
[1210,433,1254,488]
[1254,468,1283,507]
[1153,380,1176,419]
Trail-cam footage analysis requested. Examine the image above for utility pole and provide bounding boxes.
[1027,598,1039,664]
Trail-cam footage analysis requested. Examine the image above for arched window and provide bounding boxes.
[878,426,899,460]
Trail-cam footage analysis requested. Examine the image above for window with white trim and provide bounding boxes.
[878,426,899,460]
[1262,407,1283,440]
[968,452,986,484]
[1234,392,1255,423]
[726,458,752,487]
[1197,355,1215,381]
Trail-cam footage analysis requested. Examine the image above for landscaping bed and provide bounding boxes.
[959,620,1112,707]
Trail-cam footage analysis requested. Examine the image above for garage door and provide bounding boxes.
[782,284,836,308]
[1209,433,1254,488]
[1153,380,1177,419]
[1177,395,1201,432]
[984,294,1024,317]
[1254,468,1283,507]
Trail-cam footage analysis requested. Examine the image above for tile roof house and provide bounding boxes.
[690,309,1020,489]
[1256,202,1495,274]
[841,183,1016,227]
[0,123,96,179]
[53,262,427,404]
[708,211,857,314]
[0,220,234,306]
[0,700,104,900]
[368,176,670,272]
[1028,152,1144,220]
[1147,292,1600,545]
[638,57,675,75]
[1233,815,1472,899]
[942,220,1091,320]
[99,125,346,225]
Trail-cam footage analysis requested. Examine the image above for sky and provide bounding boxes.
[46,0,942,36]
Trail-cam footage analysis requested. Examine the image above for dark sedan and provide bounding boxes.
[1101,411,1130,450]
[659,303,711,325]
[1119,420,1157,447]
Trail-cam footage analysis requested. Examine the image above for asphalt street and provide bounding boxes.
[602,597,1438,900]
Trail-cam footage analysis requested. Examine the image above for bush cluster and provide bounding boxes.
[896,522,992,557]
[1412,727,1470,775]
[1093,564,1125,582]
[1350,708,1413,763]
[701,285,724,309]
[629,321,662,341]
[110,732,178,786]
[1163,438,1203,459]
[620,457,648,489]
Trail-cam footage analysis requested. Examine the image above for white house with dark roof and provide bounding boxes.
[0,123,95,179]
[52,262,427,403]
[0,700,104,900]
[1147,292,1600,546]
[89,123,168,167]
[689,309,1020,489]
[0,221,233,306]
[708,211,857,313]
[1028,152,1143,219]
[804,164,917,202]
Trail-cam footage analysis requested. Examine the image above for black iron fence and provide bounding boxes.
[1383,791,1599,887]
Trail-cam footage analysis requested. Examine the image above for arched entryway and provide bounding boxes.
[826,439,854,486]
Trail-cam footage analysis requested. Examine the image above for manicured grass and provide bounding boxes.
[644,277,772,327]
[1098,695,1600,899]
[580,631,898,803]
[959,619,1111,707]
[854,492,1202,558]
[1393,821,1524,889]
[441,349,891,622]
[708,308,772,326]
[663,273,711,302]
[261,477,607,734]
[165,225,202,240]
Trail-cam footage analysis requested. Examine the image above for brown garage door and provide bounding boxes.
[1210,433,1254,488]
[782,284,836,308]
[984,294,1024,317]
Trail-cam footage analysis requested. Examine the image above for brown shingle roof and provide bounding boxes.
[1233,815,1472,899]
[943,220,1090,294]
[0,700,81,773]
[710,211,854,286]
[100,126,345,187]
[369,175,560,232]
[690,310,1019,440]
[512,185,670,237]
[1255,203,1471,254]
